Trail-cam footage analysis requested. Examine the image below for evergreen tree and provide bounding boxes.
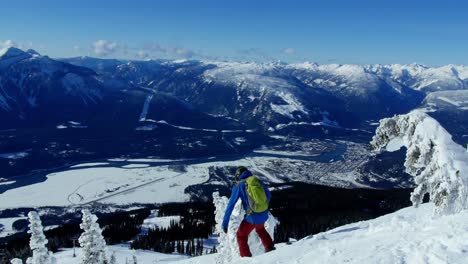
[191,238,195,256]
[109,252,117,264]
[25,211,56,264]
[372,110,468,215]
[185,240,190,256]
[179,241,184,254]
[79,209,109,264]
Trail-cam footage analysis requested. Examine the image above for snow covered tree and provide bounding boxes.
[25,211,56,264]
[371,110,468,215]
[109,252,116,264]
[10,259,23,264]
[79,209,109,264]
[213,192,278,262]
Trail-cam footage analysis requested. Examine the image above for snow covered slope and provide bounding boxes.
[172,204,468,264]
[50,204,468,264]
[53,244,189,264]
[424,90,468,111]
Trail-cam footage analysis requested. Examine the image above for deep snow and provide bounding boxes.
[174,204,468,264]
[51,204,468,264]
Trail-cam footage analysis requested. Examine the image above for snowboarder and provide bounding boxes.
[222,166,275,257]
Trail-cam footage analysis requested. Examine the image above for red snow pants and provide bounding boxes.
[236,220,274,257]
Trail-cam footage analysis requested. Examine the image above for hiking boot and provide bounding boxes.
[265,246,276,253]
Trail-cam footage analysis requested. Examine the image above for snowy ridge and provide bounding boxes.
[50,205,468,264]
[0,47,105,126]
[202,61,308,120]
[319,63,380,85]
[171,204,468,264]
[197,60,466,125]
[204,60,468,94]
[0,47,35,68]
[366,64,467,91]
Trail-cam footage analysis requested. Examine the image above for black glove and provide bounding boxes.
[223,227,228,233]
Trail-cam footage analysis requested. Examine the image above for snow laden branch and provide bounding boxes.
[371,110,468,215]
[212,192,278,263]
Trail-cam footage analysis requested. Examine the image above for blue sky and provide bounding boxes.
[1,0,467,65]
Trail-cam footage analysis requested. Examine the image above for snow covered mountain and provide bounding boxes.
[0,47,105,128]
[62,56,467,134]
[367,64,468,92]
[0,48,253,132]
[1,48,467,184]
[0,48,468,182]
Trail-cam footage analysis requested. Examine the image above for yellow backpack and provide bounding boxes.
[243,176,269,215]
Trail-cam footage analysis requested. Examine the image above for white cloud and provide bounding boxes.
[1,40,35,51]
[137,50,149,60]
[86,41,208,60]
[237,48,267,56]
[1,39,17,48]
[283,48,296,55]
[92,40,118,56]
[235,48,274,61]
[143,43,196,58]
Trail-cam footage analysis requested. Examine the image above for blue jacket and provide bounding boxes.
[222,170,271,230]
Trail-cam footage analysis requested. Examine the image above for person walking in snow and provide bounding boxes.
[222,166,275,257]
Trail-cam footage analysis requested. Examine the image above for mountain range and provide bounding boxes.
[2,47,467,133]
[0,47,467,180]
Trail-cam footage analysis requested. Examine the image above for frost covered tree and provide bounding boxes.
[371,110,468,215]
[213,192,278,262]
[79,209,109,264]
[25,211,56,264]
[10,259,23,264]
[109,252,116,264]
